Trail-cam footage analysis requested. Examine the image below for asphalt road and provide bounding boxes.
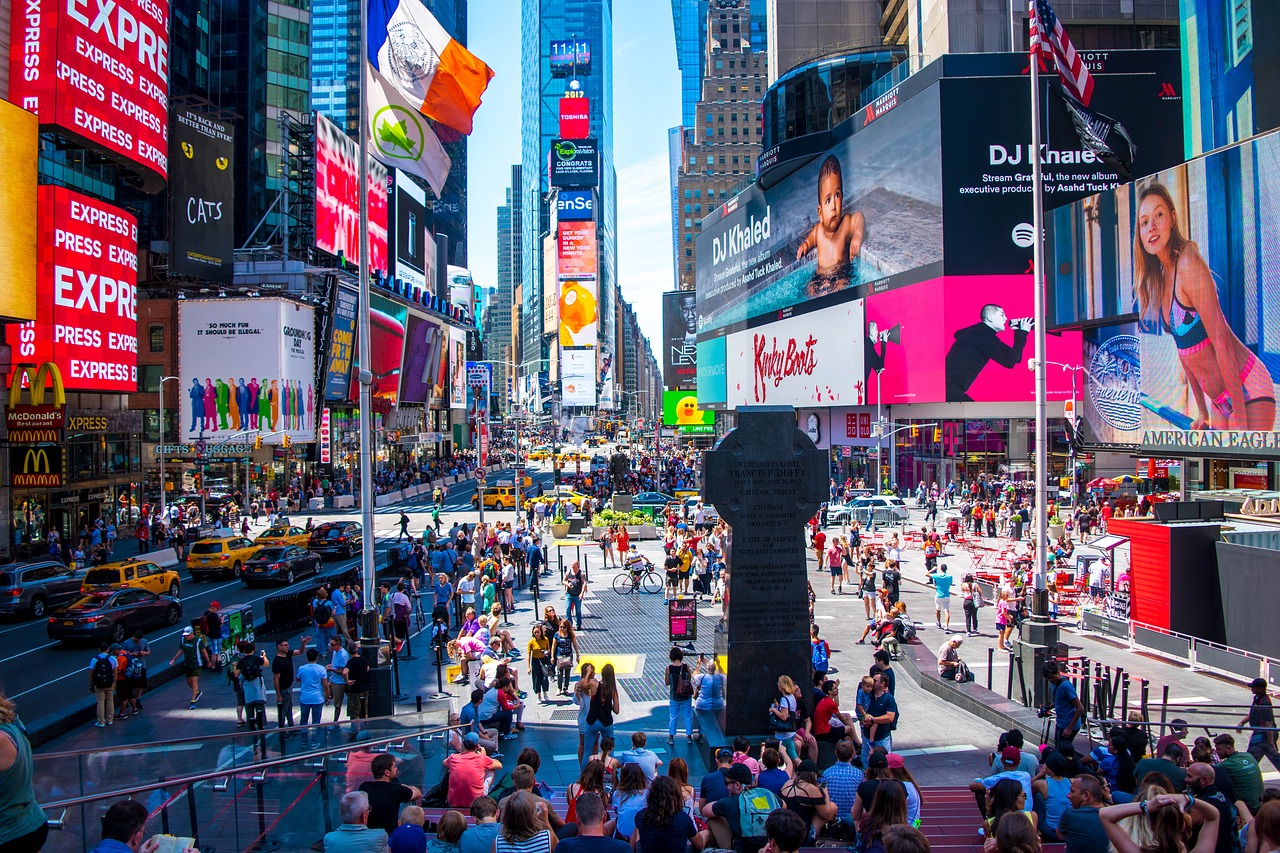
[1,464,557,739]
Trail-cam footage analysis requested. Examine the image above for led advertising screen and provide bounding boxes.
[466,361,492,422]
[555,189,594,221]
[400,312,443,405]
[560,347,596,407]
[938,51,1185,278]
[315,113,389,273]
[5,186,138,393]
[0,99,38,323]
[557,220,597,278]
[863,275,1082,405]
[549,38,590,75]
[695,84,943,338]
[1058,132,1280,458]
[389,170,429,294]
[8,0,170,189]
[663,290,697,390]
[662,390,714,434]
[558,277,598,348]
[352,293,407,412]
[170,108,235,282]
[324,285,358,402]
[449,327,467,410]
[549,138,600,188]
[722,301,866,409]
[177,299,317,444]
[696,336,727,406]
[559,95,590,139]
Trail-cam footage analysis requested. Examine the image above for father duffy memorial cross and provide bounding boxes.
[703,406,827,735]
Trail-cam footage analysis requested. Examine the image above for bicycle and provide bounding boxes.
[612,560,663,595]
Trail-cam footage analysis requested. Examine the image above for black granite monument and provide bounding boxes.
[703,406,827,735]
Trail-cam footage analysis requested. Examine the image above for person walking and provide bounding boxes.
[553,620,580,695]
[1238,677,1280,773]
[297,648,329,748]
[169,626,205,710]
[397,511,410,543]
[665,647,695,745]
[311,589,337,654]
[272,636,308,728]
[527,624,552,703]
[326,638,350,722]
[929,563,955,633]
[88,641,118,728]
[961,573,981,636]
[120,628,150,715]
[564,561,587,632]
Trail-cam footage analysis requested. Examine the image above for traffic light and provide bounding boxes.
[254,435,263,450]
[933,427,943,442]
[282,434,292,448]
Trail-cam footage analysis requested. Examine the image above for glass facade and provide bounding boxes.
[889,418,1071,492]
[761,48,904,150]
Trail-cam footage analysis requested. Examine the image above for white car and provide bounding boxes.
[827,495,911,526]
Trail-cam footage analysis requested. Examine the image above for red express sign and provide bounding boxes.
[6,186,139,392]
[10,0,171,186]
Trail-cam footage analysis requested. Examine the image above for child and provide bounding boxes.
[854,675,878,744]
[796,154,866,295]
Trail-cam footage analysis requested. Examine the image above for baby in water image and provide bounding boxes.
[796,154,866,297]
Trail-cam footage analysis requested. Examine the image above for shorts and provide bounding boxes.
[131,672,148,689]
[861,590,876,600]
[503,581,514,590]
[936,595,951,612]
[666,572,679,586]
[183,666,201,679]
[830,565,842,577]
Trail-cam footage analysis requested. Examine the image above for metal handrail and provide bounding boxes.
[35,706,442,759]
[40,723,462,812]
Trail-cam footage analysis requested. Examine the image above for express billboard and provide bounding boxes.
[662,290,697,390]
[324,285,358,401]
[178,299,317,444]
[389,170,429,293]
[5,186,138,393]
[662,389,714,434]
[560,347,596,407]
[549,138,599,188]
[0,100,38,323]
[170,108,235,282]
[1054,131,1280,458]
[9,0,170,188]
[695,83,943,338]
[937,51,1185,278]
[315,113,389,273]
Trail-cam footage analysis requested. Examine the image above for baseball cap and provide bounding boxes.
[463,732,480,747]
[182,626,194,636]
[867,753,889,770]
[209,600,220,609]
[886,753,905,769]
[716,748,733,761]
[798,759,821,775]
[727,764,753,785]
[1001,746,1022,766]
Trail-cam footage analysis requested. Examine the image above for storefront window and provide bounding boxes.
[10,496,49,556]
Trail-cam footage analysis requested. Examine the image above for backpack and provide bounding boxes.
[674,664,694,700]
[239,653,263,682]
[896,616,918,642]
[737,787,782,840]
[313,599,334,627]
[811,640,830,672]
[91,654,116,689]
[124,654,145,680]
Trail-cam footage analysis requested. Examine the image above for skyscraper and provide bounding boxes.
[765,0,884,82]
[519,0,617,389]
[485,166,523,414]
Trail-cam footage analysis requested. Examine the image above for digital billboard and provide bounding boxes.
[662,390,714,434]
[388,170,429,294]
[8,0,171,188]
[466,361,492,422]
[556,189,594,221]
[324,285,358,402]
[1055,131,1280,458]
[0,99,38,323]
[449,327,467,410]
[557,220,597,277]
[696,336,727,406]
[400,312,443,405]
[352,293,407,412]
[170,108,235,282]
[549,38,590,75]
[178,299,317,444]
[558,277,598,348]
[5,187,138,393]
[663,290,697,390]
[559,96,590,139]
[863,275,1082,405]
[549,138,600,188]
[315,113,389,273]
[938,51,1185,278]
[560,347,596,407]
[695,83,943,338]
[723,301,866,409]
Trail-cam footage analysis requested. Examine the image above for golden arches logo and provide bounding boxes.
[8,362,66,407]
[22,448,51,473]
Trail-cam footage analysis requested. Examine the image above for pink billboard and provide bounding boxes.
[865,275,1082,404]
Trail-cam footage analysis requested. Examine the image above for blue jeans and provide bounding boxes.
[861,733,892,765]
[300,703,323,742]
[565,594,583,630]
[314,623,334,654]
[669,698,692,738]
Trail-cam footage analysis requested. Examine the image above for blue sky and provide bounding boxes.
[466,0,681,348]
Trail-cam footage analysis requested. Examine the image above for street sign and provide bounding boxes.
[154,443,255,456]
[475,469,484,482]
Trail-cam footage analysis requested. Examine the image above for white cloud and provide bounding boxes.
[616,152,675,346]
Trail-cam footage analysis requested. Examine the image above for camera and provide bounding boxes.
[1036,705,1053,719]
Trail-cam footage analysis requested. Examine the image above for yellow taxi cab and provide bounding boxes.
[81,559,181,598]
[527,449,550,462]
[255,525,311,547]
[187,536,264,580]
[523,487,591,511]
[472,484,522,511]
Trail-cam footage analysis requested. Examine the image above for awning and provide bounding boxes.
[1087,534,1129,551]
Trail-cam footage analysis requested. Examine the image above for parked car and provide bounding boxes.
[0,560,87,618]
[187,536,263,580]
[308,522,363,558]
[242,546,322,586]
[829,495,911,526]
[47,589,183,643]
[82,559,181,598]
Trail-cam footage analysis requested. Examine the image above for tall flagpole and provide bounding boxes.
[356,0,380,659]
[1029,18,1050,617]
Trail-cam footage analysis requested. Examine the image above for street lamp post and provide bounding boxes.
[157,376,180,519]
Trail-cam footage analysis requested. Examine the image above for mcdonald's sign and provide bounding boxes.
[5,362,66,442]
[9,445,63,487]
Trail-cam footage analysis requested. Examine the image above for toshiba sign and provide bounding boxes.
[5,187,139,393]
[9,0,171,189]
[559,95,590,139]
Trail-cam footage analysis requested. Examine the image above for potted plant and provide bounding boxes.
[1048,513,1065,539]
[550,509,570,540]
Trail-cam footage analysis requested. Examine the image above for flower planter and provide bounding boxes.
[550,523,571,539]
[1048,524,1065,539]
[626,524,658,540]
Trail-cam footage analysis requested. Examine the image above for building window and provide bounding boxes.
[140,364,163,393]
[148,324,165,352]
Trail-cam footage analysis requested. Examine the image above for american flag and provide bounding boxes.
[1028,0,1094,106]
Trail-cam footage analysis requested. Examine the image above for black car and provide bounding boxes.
[308,522,362,558]
[47,589,183,643]
[242,547,322,586]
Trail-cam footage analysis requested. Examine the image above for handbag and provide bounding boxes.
[674,664,694,700]
[768,701,796,732]
[556,654,573,668]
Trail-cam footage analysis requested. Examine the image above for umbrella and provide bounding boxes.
[1087,477,1112,488]
[1111,475,1137,484]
